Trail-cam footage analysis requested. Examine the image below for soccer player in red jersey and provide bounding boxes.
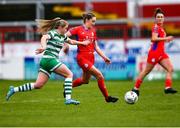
[132,8,177,96]
[65,12,118,103]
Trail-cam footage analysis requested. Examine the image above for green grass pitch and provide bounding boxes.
[0,80,180,127]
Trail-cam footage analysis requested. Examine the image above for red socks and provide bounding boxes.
[165,79,172,89]
[73,78,109,98]
[97,79,109,98]
[135,78,143,89]
[134,78,172,90]
[72,78,83,87]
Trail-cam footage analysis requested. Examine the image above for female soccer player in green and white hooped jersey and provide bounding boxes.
[6,17,90,105]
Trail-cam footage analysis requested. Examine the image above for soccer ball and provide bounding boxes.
[124,91,138,104]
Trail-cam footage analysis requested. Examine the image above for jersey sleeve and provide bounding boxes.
[152,25,159,34]
[47,30,55,39]
[64,35,70,42]
[69,27,79,35]
[94,30,97,41]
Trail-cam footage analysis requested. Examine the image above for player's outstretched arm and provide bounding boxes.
[66,39,90,46]
[151,32,173,43]
[94,41,111,64]
[35,34,49,54]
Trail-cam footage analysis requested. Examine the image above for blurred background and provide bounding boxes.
[0,0,180,81]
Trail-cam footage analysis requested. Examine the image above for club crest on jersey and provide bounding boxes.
[84,64,89,68]
[151,58,155,63]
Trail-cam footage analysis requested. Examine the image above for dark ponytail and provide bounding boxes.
[82,12,95,23]
[154,8,164,17]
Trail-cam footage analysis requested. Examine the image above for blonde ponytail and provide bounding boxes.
[36,17,68,34]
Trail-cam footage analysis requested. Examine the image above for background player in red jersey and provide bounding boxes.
[65,12,118,103]
[132,8,177,96]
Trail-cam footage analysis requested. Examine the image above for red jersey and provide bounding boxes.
[69,25,97,53]
[149,24,166,53]
[147,24,169,65]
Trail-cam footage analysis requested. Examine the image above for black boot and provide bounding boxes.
[105,96,119,103]
[131,88,139,96]
[164,88,178,94]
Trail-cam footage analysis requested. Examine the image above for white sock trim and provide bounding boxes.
[14,87,19,92]
[30,83,35,89]
[65,78,72,82]
[66,94,71,100]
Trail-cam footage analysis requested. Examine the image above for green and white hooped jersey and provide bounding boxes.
[43,29,69,58]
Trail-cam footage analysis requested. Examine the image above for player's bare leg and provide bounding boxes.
[6,72,49,101]
[89,65,118,103]
[73,71,91,87]
[159,59,177,94]
[54,64,80,105]
[132,63,154,96]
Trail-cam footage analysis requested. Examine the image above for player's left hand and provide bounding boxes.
[104,57,111,64]
[35,48,45,54]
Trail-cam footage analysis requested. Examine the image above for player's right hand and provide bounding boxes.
[63,44,70,54]
[166,36,173,42]
[104,57,111,64]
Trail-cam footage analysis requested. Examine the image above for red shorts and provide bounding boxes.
[147,51,169,65]
[77,52,95,71]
